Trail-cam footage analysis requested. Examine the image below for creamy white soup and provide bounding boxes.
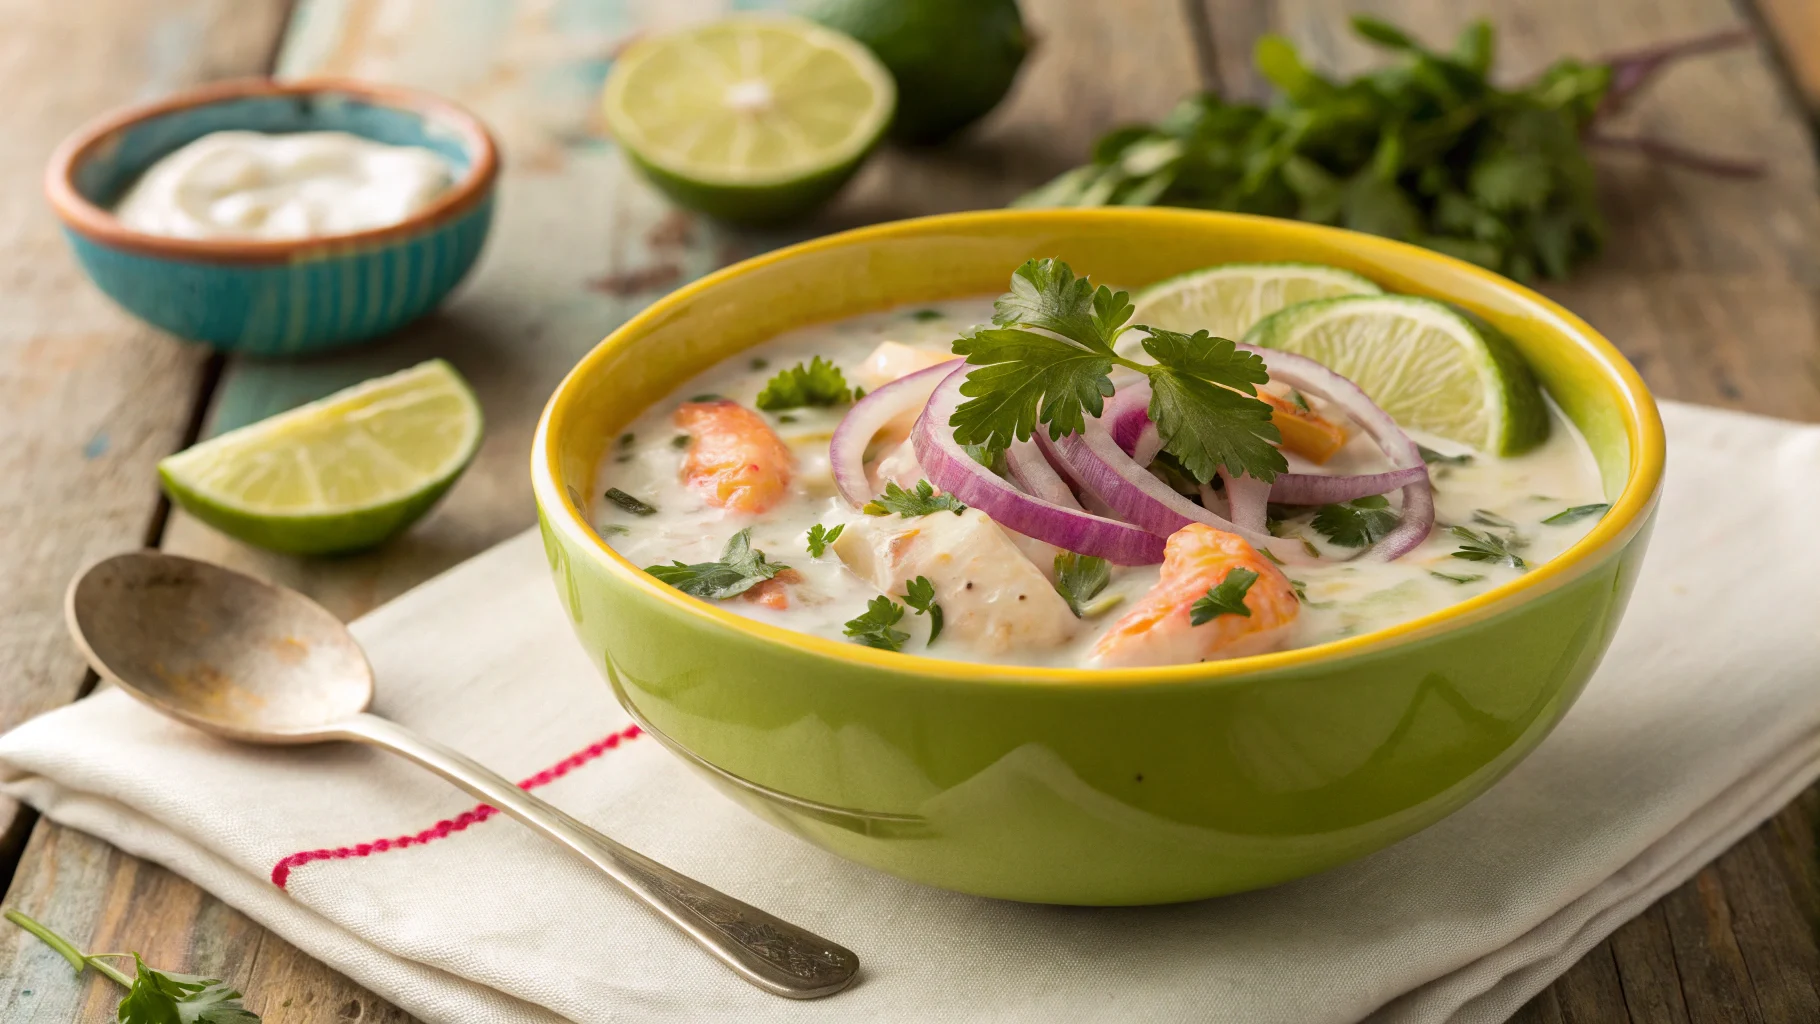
[594,283,1607,670]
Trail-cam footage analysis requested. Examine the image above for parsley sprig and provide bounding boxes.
[1311,495,1401,548]
[1448,525,1528,569]
[863,479,967,517]
[1190,568,1259,625]
[949,259,1284,485]
[806,522,844,557]
[844,595,909,651]
[6,909,260,1022]
[903,576,944,645]
[755,356,852,411]
[1052,552,1113,618]
[646,529,788,599]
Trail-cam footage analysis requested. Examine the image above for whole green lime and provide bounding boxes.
[801,0,1028,145]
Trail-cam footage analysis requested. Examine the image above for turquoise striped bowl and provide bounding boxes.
[45,78,498,355]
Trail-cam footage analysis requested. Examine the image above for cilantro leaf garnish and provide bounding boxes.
[604,487,658,516]
[1143,329,1285,485]
[1053,552,1112,618]
[645,529,788,599]
[1418,444,1473,466]
[1544,502,1609,525]
[755,356,852,411]
[903,575,944,645]
[844,595,910,651]
[948,259,1283,484]
[1448,525,1528,569]
[1471,509,1518,530]
[806,522,844,557]
[863,479,967,517]
[1190,567,1259,625]
[1431,570,1486,584]
[1311,495,1401,548]
[5,910,261,1023]
[950,326,1114,447]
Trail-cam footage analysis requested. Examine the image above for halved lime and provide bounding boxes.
[1243,295,1548,455]
[159,360,483,555]
[1130,263,1383,344]
[602,15,895,224]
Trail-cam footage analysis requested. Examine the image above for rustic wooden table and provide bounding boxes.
[2,0,1817,1020]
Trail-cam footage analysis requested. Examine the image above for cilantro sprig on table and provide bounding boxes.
[755,356,852,411]
[1015,18,1757,282]
[1190,568,1259,625]
[6,909,260,1023]
[863,480,967,517]
[948,259,1284,485]
[645,529,788,599]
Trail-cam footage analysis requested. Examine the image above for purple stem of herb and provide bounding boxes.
[1586,133,1767,179]
[1596,27,1754,119]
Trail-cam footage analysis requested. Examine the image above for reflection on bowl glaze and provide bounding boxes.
[45,78,497,355]
[532,208,1663,905]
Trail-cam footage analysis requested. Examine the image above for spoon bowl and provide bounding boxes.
[64,550,858,999]
[67,551,373,743]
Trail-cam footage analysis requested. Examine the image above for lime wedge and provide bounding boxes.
[602,15,895,224]
[1243,295,1548,455]
[159,360,482,554]
[1130,263,1382,344]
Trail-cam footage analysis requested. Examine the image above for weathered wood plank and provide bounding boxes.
[0,0,290,1014]
[1608,905,1693,1024]
[0,0,291,845]
[1551,943,1629,1023]
[0,1,1202,1021]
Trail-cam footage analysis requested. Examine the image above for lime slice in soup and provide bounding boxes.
[1244,294,1548,454]
[159,360,482,554]
[602,15,895,224]
[1130,263,1383,343]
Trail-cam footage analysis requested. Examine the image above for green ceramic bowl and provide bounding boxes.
[532,209,1664,906]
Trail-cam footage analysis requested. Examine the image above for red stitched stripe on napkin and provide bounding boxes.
[271,724,643,888]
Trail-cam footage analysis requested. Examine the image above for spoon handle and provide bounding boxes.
[335,712,858,999]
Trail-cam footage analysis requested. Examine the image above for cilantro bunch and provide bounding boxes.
[950,259,1284,485]
[1017,18,1754,281]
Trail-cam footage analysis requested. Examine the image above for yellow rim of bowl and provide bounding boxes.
[534,208,1666,689]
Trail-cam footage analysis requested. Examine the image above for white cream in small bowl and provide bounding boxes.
[114,130,452,241]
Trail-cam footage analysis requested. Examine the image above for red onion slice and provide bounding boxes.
[1269,466,1429,505]
[1235,345,1435,560]
[829,358,959,508]
[1005,439,1082,510]
[914,369,1165,565]
[1049,415,1304,563]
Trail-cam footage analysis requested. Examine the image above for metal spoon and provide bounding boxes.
[64,550,858,1000]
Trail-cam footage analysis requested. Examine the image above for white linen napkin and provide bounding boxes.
[2,400,1816,1024]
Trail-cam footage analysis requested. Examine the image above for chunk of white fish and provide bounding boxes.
[832,508,1078,654]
